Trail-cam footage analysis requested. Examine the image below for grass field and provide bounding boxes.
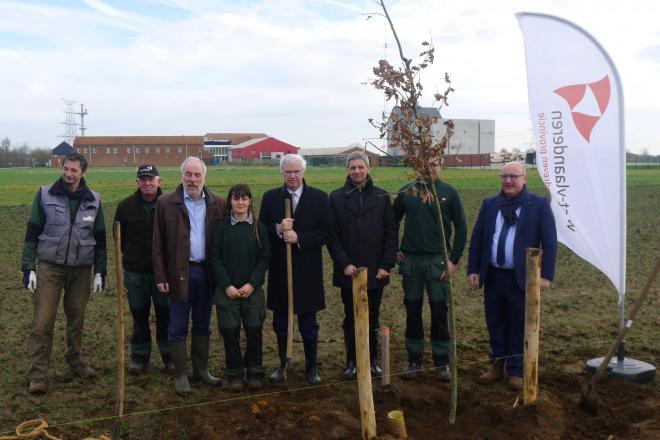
[0,165,658,439]
[1,165,659,205]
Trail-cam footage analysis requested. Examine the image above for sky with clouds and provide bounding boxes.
[1,0,659,154]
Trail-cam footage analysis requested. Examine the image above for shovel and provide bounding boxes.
[579,257,660,414]
[285,198,294,373]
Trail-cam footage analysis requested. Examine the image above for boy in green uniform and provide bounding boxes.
[392,159,467,380]
[211,184,270,392]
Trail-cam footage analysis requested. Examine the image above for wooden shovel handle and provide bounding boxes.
[591,257,660,385]
[285,199,294,360]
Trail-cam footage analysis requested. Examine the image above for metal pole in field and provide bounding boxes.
[112,221,126,439]
[524,247,543,405]
[353,267,376,440]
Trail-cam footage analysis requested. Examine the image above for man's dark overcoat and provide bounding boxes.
[259,180,331,314]
[328,176,398,290]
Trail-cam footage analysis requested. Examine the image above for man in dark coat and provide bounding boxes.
[328,151,397,379]
[259,153,331,384]
[467,161,557,390]
[114,164,173,375]
[153,157,226,394]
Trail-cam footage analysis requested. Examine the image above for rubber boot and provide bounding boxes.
[303,338,321,385]
[269,334,288,383]
[342,329,357,380]
[191,335,220,386]
[369,328,382,377]
[170,341,191,395]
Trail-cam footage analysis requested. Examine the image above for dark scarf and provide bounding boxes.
[496,185,528,226]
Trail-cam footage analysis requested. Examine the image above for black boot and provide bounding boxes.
[369,328,382,377]
[269,334,288,383]
[221,326,244,381]
[402,352,423,380]
[170,341,191,395]
[191,335,220,386]
[303,338,321,385]
[342,329,356,380]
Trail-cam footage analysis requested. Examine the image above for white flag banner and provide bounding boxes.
[517,12,626,297]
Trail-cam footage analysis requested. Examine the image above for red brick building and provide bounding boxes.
[73,136,209,167]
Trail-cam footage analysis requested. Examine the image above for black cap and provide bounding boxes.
[137,164,159,178]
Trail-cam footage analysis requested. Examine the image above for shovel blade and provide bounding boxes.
[579,381,600,415]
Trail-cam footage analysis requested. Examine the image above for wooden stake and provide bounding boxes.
[112,221,126,439]
[284,199,294,365]
[381,326,390,386]
[524,247,543,405]
[353,267,377,440]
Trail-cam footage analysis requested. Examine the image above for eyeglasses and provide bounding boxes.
[500,174,524,180]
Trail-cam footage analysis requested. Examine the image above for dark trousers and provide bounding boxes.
[272,311,319,341]
[401,253,450,366]
[341,287,383,361]
[124,270,170,364]
[484,266,525,377]
[216,289,266,379]
[168,265,212,342]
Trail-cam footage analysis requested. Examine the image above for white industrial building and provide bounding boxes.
[386,107,495,167]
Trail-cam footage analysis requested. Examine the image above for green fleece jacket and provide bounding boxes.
[392,179,467,264]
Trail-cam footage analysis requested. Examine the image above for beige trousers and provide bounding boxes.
[27,261,92,380]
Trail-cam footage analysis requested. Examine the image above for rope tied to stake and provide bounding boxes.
[0,419,110,440]
[0,419,60,440]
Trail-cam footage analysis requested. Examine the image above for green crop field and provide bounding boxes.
[1,165,659,206]
[0,164,658,438]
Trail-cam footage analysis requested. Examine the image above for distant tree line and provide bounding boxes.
[1,137,54,168]
[626,150,660,164]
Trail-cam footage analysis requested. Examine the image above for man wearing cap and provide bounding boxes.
[21,151,107,395]
[153,157,226,394]
[114,164,174,375]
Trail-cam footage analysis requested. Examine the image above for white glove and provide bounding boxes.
[28,271,37,292]
[93,273,104,293]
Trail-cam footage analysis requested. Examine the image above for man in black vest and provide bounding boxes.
[21,152,107,395]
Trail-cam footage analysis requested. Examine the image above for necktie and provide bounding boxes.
[291,193,298,213]
[496,221,511,267]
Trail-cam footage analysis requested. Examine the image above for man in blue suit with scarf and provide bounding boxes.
[467,162,557,390]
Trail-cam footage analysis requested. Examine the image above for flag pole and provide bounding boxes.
[517,11,654,383]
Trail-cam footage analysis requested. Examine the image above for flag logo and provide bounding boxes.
[554,75,610,142]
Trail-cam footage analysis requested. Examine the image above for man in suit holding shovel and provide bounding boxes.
[260,154,331,385]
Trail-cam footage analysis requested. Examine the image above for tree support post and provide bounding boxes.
[353,267,377,440]
[381,326,391,386]
[524,248,543,405]
[112,222,126,439]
